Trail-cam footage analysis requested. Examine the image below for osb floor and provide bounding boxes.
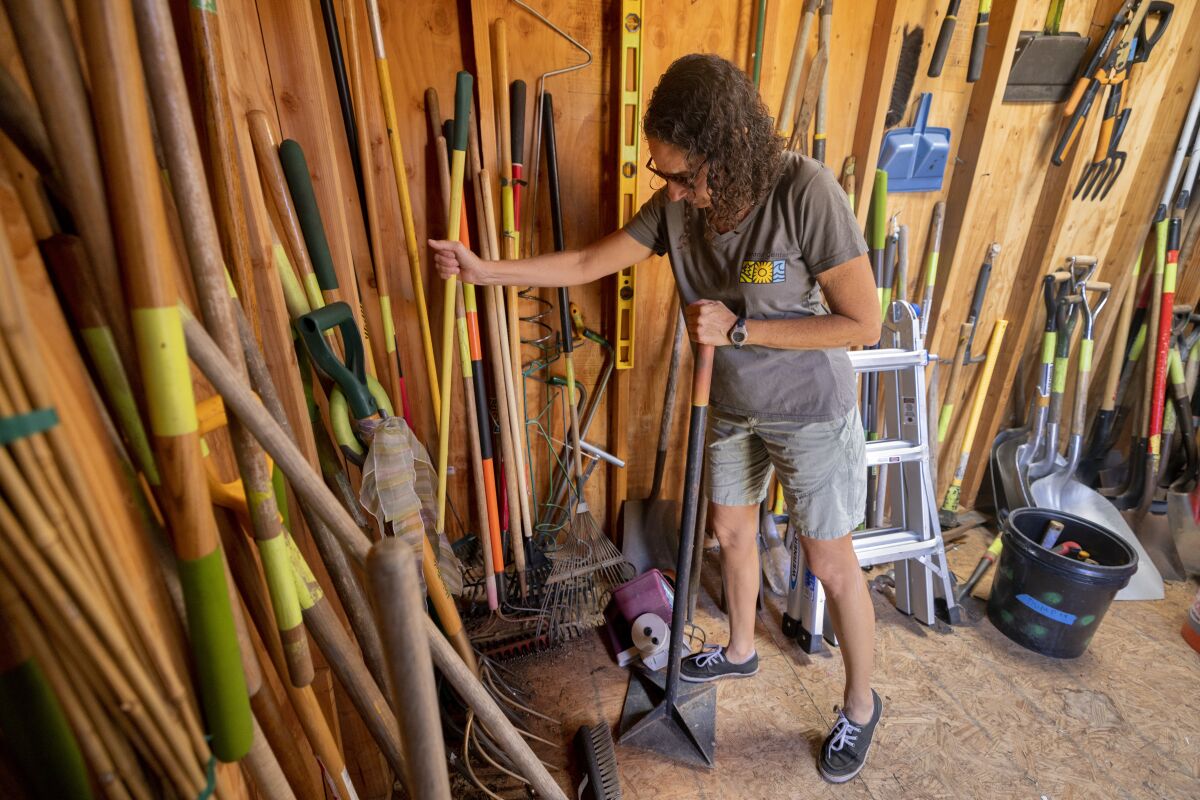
[509,528,1200,800]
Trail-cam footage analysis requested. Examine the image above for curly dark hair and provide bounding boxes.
[643,54,784,237]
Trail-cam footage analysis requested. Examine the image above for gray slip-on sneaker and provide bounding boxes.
[679,644,759,683]
[819,689,883,784]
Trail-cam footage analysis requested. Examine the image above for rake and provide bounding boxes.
[536,92,634,644]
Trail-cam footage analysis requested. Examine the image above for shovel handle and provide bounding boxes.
[279,139,338,294]
[929,0,963,78]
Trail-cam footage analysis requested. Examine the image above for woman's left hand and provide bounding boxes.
[685,299,737,346]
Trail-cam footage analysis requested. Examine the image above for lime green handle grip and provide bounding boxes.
[178,549,253,762]
[452,72,472,152]
[279,139,338,293]
[0,659,93,798]
[869,169,888,250]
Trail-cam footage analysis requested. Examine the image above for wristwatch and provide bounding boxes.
[729,316,748,349]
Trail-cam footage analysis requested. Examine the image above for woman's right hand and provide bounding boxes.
[428,239,490,284]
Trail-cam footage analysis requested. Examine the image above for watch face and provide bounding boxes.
[731,327,747,345]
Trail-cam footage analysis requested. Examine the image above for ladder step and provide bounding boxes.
[850,529,945,567]
[865,439,926,466]
[849,347,928,373]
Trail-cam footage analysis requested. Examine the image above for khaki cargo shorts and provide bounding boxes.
[705,406,867,540]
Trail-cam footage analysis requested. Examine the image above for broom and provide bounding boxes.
[537,92,634,642]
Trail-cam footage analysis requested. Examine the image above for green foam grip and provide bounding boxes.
[1154,218,1167,272]
[0,659,94,799]
[279,139,338,293]
[868,169,888,250]
[178,548,252,762]
[452,72,473,152]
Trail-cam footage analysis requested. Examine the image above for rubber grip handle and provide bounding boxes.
[1134,2,1174,64]
[868,169,888,250]
[296,302,378,419]
[452,71,472,152]
[510,80,526,159]
[967,6,990,83]
[1053,80,1101,165]
[928,0,962,78]
[279,139,338,293]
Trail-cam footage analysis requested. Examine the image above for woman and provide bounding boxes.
[430,54,882,783]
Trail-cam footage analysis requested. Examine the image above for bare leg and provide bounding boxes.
[708,501,760,663]
[801,534,875,724]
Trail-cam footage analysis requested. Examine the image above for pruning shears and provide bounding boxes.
[1053,1,1173,171]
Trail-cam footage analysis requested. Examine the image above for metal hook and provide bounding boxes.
[511,0,593,259]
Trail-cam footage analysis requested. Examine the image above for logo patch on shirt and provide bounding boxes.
[740,259,786,284]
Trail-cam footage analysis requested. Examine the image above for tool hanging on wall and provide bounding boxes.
[878,93,951,193]
[919,202,945,338]
[788,48,828,156]
[1053,0,1174,168]
[1004,0,1091,103]
[615,0,643,370]
[777,0,820,138]
[940,320,1008,529]
[928,0,962,78]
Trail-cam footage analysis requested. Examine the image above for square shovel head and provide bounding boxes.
[617,666,716,769]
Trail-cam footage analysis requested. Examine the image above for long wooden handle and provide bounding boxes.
[423,616,567,800]
[777,0,820,136]
[365,0,440,415]
[77,0,251,762]
[5,0,133,374]
[248,111,323,312]
[135,0,312,692]
[368,541,452,800]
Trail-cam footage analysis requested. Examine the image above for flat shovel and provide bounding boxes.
[622,306,686,574]
[1030,281,1164,600]
[1004,0,1091,103]
[991,271,1068,517]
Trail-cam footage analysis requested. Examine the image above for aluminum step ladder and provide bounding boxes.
[781,301,959,653]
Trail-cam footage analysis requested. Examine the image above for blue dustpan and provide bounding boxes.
[878,93,950,193]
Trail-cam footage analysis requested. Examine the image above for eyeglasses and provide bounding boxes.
[646,156,707,191]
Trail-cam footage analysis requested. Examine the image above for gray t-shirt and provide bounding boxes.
[623,152,867,422]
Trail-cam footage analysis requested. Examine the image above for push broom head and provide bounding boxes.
[575,722,621,800]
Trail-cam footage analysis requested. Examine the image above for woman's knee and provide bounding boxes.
[708,503,758,552]
[802,537,861,596]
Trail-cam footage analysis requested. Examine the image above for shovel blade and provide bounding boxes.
[621,499,681,576]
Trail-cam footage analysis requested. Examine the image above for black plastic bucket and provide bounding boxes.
[987,507,1137,658]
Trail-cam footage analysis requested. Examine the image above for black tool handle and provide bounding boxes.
[962,245,996,361]
[967,1,990,82]
[319,0,366,225]
[542,92,572,357]
[1053,79,1101,166]
[664,344,714,707]
[510,80,526,165]
[929,0,962,78]
[1133,2,1174,65]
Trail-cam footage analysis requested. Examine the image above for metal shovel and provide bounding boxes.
[621,307,685,575]
[1031,281,1164,600]
[991,271,1069,516]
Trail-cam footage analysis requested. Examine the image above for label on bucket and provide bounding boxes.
[1017,593,1076,626]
